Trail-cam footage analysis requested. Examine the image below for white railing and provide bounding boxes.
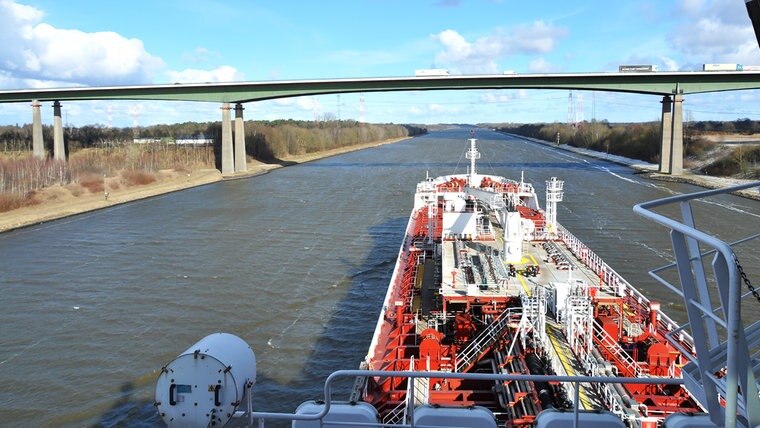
[239,369,685,427]
[634,181,760,428]
[592,319,643,378]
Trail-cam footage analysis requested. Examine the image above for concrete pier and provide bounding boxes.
[658,96,672,174]
[52,101,65,161]
[669,93,684,175]
[32,100,44,158]
[234,103,247,173]
[221,103,234,175]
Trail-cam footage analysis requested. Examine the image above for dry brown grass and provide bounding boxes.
[107,179,120,191]
[0,192,30,212]
[66,183,85,197]
[121,170,156,187]
[35,186,68,203]
[78,173,105,193]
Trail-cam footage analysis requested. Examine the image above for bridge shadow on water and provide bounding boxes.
[95,216,408,427]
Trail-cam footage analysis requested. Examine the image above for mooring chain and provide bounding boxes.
[734,254,760,304]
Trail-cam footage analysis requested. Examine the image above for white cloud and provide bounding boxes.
[670,0,760,64]
[0,0,164,87]
[478,90,528,104]
[409,106,425,116]
[508,21,567,54]
[659,56,680,71]
[429,103,460,114]
[295,96,322,113]
[165,65,244,83]
[677,0,706,16]
[432,22,567,74]
[528,58,554,73]
[252,96,324,120]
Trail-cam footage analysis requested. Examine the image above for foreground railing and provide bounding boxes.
[634,181,760,428]
[233,370,684,427]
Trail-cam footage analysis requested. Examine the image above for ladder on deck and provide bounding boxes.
[519,293,546,350]
[455,309,520,373]
[592,319,644,378]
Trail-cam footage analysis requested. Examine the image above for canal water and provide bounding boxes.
[0,128,758,426]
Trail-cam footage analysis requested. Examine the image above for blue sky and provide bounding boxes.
[1,0,760,127]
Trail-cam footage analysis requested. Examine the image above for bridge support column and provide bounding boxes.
[32,100,45,159]
[53,101,65,161]
[659,96,672,174]
[234,103,247,173]
[669,93,684,175]
[221,102,234,175]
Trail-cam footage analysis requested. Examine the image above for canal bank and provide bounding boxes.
[507,133,760,201]
[0,137,410,233]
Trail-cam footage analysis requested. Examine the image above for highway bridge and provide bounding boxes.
[2,71,760,175]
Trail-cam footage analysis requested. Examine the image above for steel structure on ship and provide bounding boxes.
[359,138,702,427]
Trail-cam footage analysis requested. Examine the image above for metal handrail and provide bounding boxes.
[240,369,685,427]
[633,181,760,428]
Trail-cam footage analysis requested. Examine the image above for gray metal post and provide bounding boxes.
[234,103,247,173]
[32,100,45,158]
[658,95,672,174]
[221,102,234,174]
[53,101,65,161]
[670,93,684,175]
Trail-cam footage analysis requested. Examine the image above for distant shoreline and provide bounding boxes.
[0,137,411,233]
[507,133,760,201]
[2,133,756,234]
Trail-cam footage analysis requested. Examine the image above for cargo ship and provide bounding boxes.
[155,137,760,428]
[355,136,700,427]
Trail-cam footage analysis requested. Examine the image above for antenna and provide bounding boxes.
[567,91,576,127]
[359,94,365,123]
[129,104,141,137]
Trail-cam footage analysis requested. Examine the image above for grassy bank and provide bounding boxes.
[501,122,759,179]
[0,121,427,214]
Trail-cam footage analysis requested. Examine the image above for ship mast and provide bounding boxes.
[466,138,480,184]
[545,177,564,238]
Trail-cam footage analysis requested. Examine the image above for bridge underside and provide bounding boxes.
[24,94,689,176]
[10,71,754,175]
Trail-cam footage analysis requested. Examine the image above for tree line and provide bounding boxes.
[0,119,426,160]
[0,120,427,212]
[500,119,759,179]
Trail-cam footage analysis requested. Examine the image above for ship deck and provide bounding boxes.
[435,224,613,410]
[440,231,614,302]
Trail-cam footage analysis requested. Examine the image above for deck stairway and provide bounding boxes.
[455,308,521,373]
[382,356,428,426]
[592,319,645,378]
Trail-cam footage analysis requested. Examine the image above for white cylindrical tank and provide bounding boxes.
[155,333,256,427]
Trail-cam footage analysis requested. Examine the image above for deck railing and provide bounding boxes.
[634,181,760,428]
[236,369,685,427]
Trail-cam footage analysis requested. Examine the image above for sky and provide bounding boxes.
[2,0,760,128]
